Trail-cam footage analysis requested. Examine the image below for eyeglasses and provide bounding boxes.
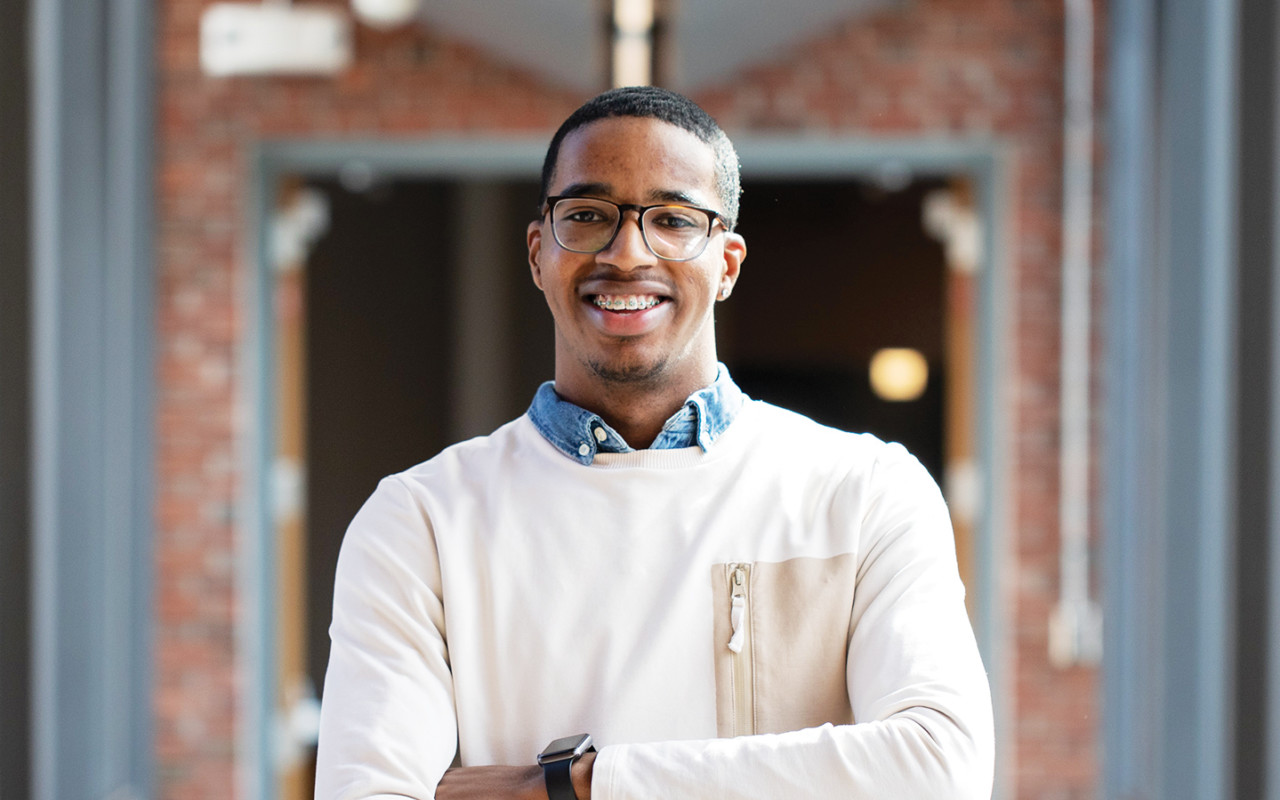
[543,196,727,262]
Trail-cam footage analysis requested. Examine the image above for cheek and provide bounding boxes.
[681,265,723,302]
[537,264,578,313]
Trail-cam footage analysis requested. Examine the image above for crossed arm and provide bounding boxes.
[434,756,595,800]
[314,458,994,800]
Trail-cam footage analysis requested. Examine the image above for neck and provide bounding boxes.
[554,364,717,449]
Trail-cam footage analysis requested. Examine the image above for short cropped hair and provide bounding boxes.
[539,86,742,231]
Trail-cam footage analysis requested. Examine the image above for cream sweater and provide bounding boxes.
[315,400,994,799]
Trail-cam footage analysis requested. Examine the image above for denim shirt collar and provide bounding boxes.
[528,364,745,465]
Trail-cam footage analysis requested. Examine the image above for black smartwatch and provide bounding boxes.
[537,733,595,800]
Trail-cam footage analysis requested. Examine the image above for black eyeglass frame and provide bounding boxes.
[541,195,729,262]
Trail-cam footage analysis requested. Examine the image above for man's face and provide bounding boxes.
[528,116,745,397]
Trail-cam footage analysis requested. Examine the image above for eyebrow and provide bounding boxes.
[557,182,708,208]
[558,181,612,198]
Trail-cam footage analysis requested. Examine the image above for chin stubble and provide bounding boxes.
[585,356,669,387]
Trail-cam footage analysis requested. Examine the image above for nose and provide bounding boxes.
[598,210,653,270]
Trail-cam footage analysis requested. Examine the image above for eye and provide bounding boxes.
[648,207,703,231]
[564,208,605,223]
[557,200,615,225]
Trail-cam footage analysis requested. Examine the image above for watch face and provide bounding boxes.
[539,733,593,763]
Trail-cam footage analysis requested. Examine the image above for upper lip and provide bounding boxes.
[578,277,673,299]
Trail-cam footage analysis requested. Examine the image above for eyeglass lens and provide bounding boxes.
[551,198,713,261]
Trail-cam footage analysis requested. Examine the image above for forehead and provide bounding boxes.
[550,116,720,206]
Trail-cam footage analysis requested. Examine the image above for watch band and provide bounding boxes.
[542,756,576,800]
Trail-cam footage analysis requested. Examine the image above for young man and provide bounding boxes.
[315,87,994,799]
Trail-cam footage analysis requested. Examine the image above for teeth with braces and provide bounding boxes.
[593,294,660,311]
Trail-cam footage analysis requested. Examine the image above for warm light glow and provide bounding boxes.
[869,348,929,402]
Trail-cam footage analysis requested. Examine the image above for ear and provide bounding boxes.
[717,232,746,300]
[527,219,544,290]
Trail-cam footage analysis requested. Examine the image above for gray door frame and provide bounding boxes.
[26,0,155,797]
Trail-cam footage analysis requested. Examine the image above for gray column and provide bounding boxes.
[1101,3,1159,792]
[29,0,154,796]
[1104,0,1238,797]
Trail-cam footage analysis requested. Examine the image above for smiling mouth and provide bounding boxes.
[591,293,665,312]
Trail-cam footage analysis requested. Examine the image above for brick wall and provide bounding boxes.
[155,1,1100,796]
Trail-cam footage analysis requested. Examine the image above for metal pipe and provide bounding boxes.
[1049,0,1103,667]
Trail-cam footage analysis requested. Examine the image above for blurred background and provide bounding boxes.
[2,0,1277,797]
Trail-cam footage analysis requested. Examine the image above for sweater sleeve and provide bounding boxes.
[591,444,995,799]
[314,476,458,799]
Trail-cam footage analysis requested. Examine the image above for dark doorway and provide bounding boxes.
[723,178,949,480]
[301,177,547,701]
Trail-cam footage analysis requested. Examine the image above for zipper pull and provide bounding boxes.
[728,565,747,653]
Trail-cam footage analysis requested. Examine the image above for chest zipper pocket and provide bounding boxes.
[727,563,755,736]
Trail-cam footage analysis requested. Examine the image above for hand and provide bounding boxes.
[435,753,594,800]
